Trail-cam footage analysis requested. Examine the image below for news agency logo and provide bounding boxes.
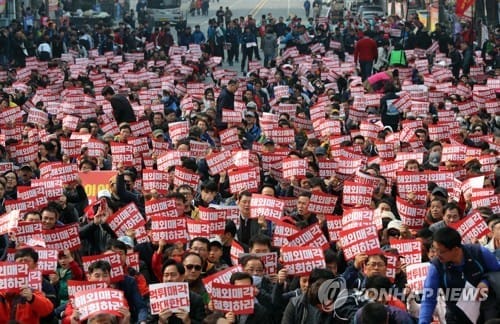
[317,277,348,312]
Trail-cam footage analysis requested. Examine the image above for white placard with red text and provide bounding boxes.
[149,282,190,315]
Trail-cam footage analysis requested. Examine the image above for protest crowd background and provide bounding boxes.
[0,0,499,323]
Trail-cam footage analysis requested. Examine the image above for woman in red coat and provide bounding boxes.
[0,287,54,323]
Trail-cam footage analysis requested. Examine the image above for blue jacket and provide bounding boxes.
[116,275,148,323]
[192,30,206,44]
[419,245,500,324]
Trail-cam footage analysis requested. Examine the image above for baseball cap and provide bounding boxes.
[431,186,448,199]
[118,236,135,248]
[387,220,403,231]
[209,236,223,249]
[263,138,275,146]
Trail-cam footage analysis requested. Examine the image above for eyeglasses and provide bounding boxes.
[366,262,386,268]
[245,268,264,274]
[185,264,202,271]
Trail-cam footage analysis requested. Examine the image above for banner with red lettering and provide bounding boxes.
[43,223,81,251]
[222,109,242,124]
[14,221,43,246]
[73,288,125,321]
[237,252,278,274]
[228,166,260,193]
[384,252,398,283]
[449,211,490,244]
[342,208,379,230]
[389,238,422,265]
[142,169,170,195]
[307,192,338,214]
[203,266,242,294]
[455,0,474,17]
[67,280,108,301]
[272,219,300,247]
[280,246,325,276]
[151,217,189,243]
[206,150,234,175]
[0,263,41,293]
[79,171,116,203]
[342,181,374,207]
[230,241,245,267]
[282,158,307,180]
[13,143,38,164]
[174,166,200,188]
[339,225,381,261]
[198,206,226,236]
[250,194,284,221]
[406,263,429,291]
[33,248,58,275]
[149,282,190,314]
[395,171,428,204]
[396,197,426,230]
[286,223,329,250]
[110,143,134,168]
[82,252,125,283]
[212,283,254,315]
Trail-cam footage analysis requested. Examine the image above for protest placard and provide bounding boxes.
[406,263,429,291]
[250,194,284,221]
[43,223,81,251]
[151,217,189,243]
[212,283,255,315]
[449,211,490,244]
[73,288,125,321]
[82,252,125,283]
[339,225,381,261]
[149,282,190,315]
[389,238,422,265]
[281,246,325,276]
[286,223,329,250]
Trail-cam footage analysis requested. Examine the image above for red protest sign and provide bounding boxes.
[269,128,295,145]
[186,219,211,239]
[12,143,38,164]
[43,223,81,251]
[203,266,241,295]
[142,169,170,195]
[67,280,108,301]
[342,181,374,207]
[406,262,429,291]
[325,215,342,242]
[228,166,260,193]
[342,208,375,230]
[79,171,116,203]
[151,217,189,243]
[0,263,41,293]
[60,138,82,158]
[396,197,426,230]
[174,166,200,188]
[449,211,490,244]
[149,282,190,315]
[110,143,134,168]
[281,246,325,276]
[33,248,58,275]
[237,252,278,274]
[39,162,78,183]
[15,221,43,246]
[250,194,284,221]
[146,198,180,219]
[0,210,19,235]
[307,192,338,214]
[222,109,242,124]
[82,252,125,283]
[395,171,428,204]
[282,158,307,180]
[339,225,381,261]
[73,288,125,321]
[212,283,254,315]
[318,158,337,178]
[206,150,234,176]
[384,252,398,283]
[286,223,329,250]
[389,238,422,265]
[107,203,148,244]
[230,241,245,267]
[30,179,64,200]
[272,219,300,247]
[198,206,226,236]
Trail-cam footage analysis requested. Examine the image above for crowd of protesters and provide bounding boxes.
[0,1,498,324]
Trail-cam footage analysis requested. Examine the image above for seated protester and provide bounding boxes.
[182,252,209,302]
[85,311,131,324]
[208,237,229,272]
[419,227,500,324]
[422,141,442,171]
[355,300,413,324]
[63,260,148,324]
[50,250,84,319]
[281,268,336,324]
[112,168,146,217]
[424,197,447,226]
[154,259,205,324]
[55,194,80,225]
[484,217,500,260]
[0,281,54,323]
[291,191,320,229]
[193,180,220,209]
[354,275,415,324]
[341,253,406,310]
[107,239,149,298]
[41,203,66,230]
[272,268,308,311]
[214,272,272,323]
[236,191,271,248]
[176,185,197,218]
[189,237,216,277]
[429,202,463,233]
[220,220,237,266]
[79,193,117,256]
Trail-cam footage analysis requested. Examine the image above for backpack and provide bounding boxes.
[333,290,368,323]
[388,49,407,67]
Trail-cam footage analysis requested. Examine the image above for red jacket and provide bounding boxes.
[354,36,378,63]
[0,290,54,323]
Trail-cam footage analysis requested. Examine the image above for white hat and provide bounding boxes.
[387,220,403,231]
[97,189,112,199]
[381,211,396,221]
[118,236,135,248]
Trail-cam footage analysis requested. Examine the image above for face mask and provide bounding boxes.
[428,152,441,165]
[252,275,262,287]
